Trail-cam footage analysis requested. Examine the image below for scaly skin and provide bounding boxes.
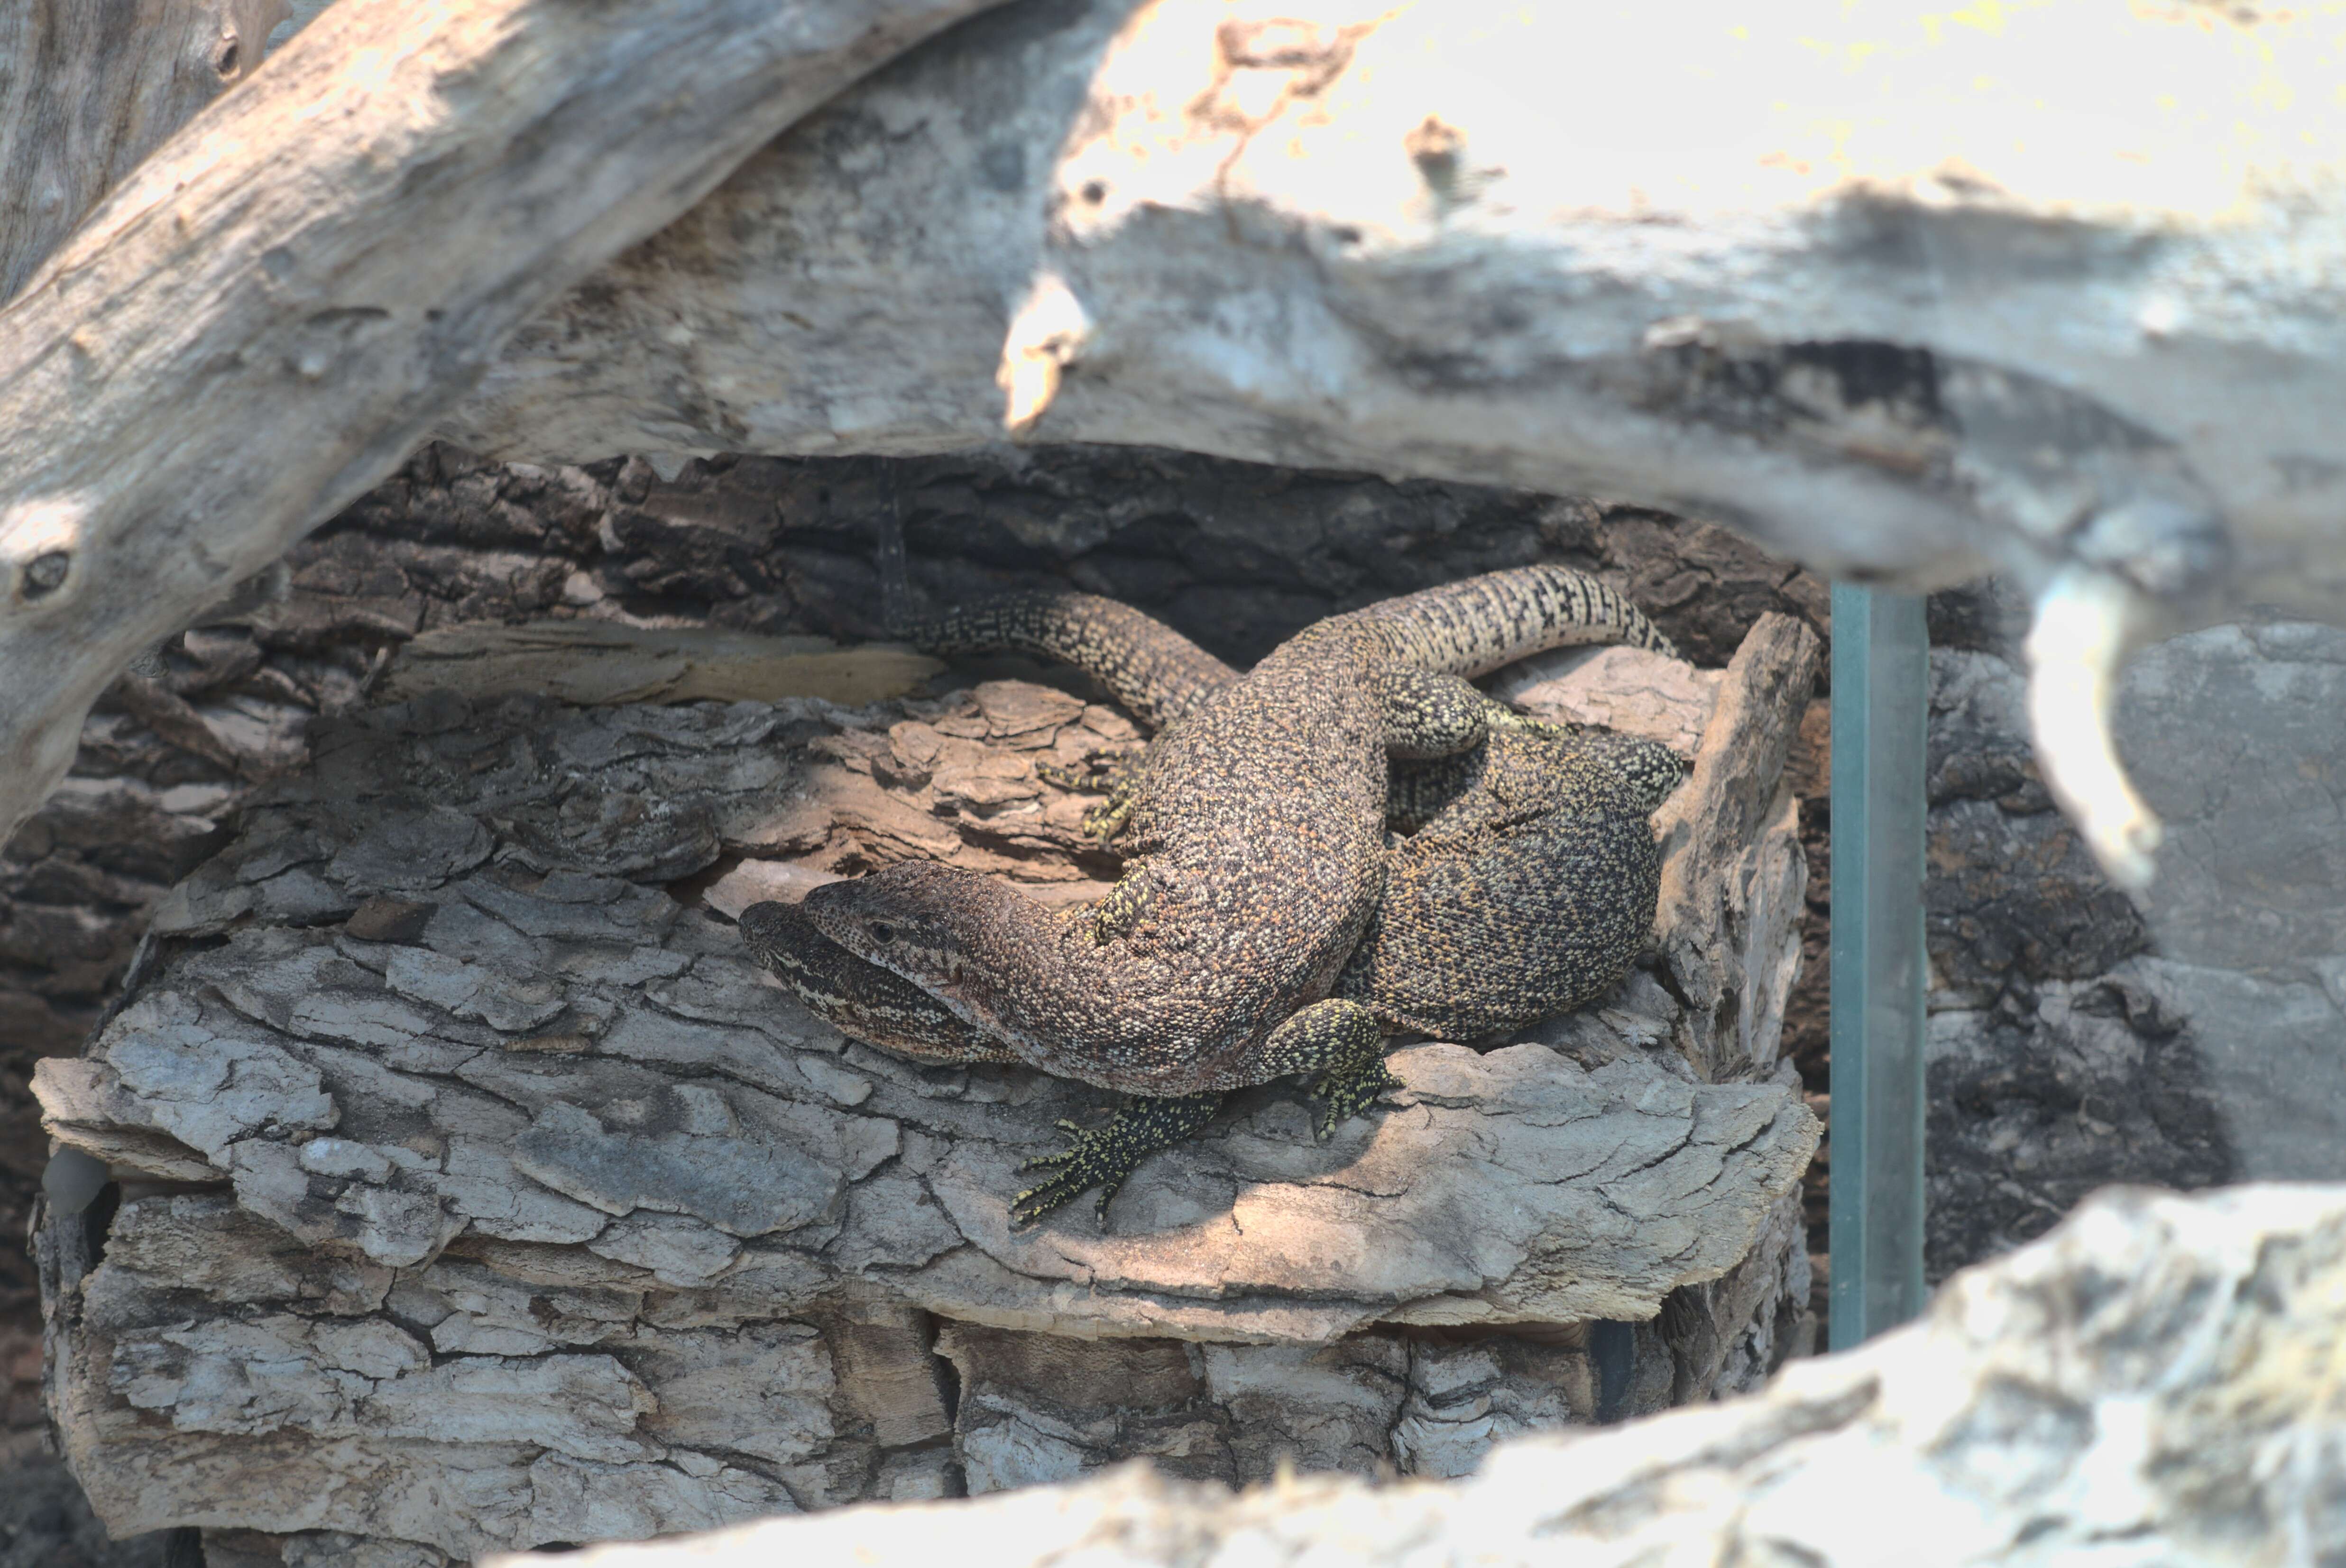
[808,565,1676,1103]
[743,719,1682,1221]
[746,574,1682,1221]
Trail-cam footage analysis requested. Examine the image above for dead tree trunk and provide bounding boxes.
[0,0,285,300]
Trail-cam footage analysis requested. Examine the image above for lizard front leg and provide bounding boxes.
[1036,749,1145,844]
[1012,1091,1224,1223]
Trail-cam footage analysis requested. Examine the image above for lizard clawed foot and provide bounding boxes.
[1077,787,1138,844]
[1254,999,1395,1142]
[1036,752,1141,845]
[1009,1092,1224,1226]
[1306,1059,1406,1141]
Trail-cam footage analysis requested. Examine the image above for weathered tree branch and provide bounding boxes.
[0,0,285,299]
[453,0,2346,618]
[0,0,1005,849]
[432,0,2346,889]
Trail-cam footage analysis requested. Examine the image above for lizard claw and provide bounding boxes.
[1005,1093,1224,1226]
[1011,1166,1129,1226]
[1009,1119,1146,1226]
[1308,1064,1406,1141]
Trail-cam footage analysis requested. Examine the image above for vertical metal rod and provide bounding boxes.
[1828,585,1929,1348]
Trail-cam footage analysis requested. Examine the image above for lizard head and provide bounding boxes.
[804,865,1092,1063]
[800,862,1002,1000]
[738,898,1003,1062]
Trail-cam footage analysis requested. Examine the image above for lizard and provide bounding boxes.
[794,564,1679,1120]
[742,720,1681,1219]
[742,572,1683,1217]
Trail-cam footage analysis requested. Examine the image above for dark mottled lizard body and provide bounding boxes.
[744,724,1679,1050]
[804,566,1675,1114]
[743,573,1682,1217]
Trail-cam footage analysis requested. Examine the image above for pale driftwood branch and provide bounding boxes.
[39,628,1813,1559]
[0,0,1005,852]
[436,0,2346,890]
[448,0,2346,618]
[0,0,285,299]
[497,1182,2346,1568]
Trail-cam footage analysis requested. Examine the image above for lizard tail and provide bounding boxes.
[1352,564,1680,674]
[902,591,1239,730]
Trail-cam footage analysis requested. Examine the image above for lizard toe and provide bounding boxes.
[1307,1062,1405,1139]
[1010,1175,1080,1224]
[1008,1092,1223,1223]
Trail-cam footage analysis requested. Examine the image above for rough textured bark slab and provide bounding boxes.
[380,623,945,709]
[489,1182,2346,1568]
[1649,616,1823,1084]
[37,626,1814,1560]
[1922,603,2346,1279]
[0,0,1004,848]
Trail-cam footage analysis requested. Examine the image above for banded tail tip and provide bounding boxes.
[2024,567,2165,894]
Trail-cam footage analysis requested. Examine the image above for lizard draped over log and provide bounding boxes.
[744,568,1684,1218]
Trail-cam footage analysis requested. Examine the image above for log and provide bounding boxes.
[37,619,1816,1561]
[0,0,1006,850]
[0,0,285,299]
[11,0,2328,883]
[378,622,947,711]
[496,1180,2346,1568]
[428,0,2346,890]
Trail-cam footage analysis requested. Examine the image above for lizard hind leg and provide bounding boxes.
[1012,1091,1225,1224]
[1254,999,1402,1140]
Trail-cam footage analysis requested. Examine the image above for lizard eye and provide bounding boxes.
[868,921,898,945]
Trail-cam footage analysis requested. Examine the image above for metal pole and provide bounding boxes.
[1828,585,1929,1348]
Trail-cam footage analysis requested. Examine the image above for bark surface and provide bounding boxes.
[500,1181,2346,1568]
[37,617,1815,1561]
[0,0,284,299]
